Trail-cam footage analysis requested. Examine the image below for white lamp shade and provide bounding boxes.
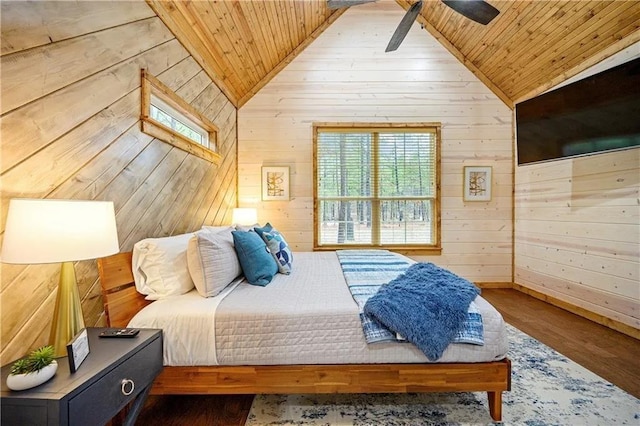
[232,208,258,226]
[1,199,120,264]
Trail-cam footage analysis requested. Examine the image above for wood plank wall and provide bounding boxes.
[514,45,640,334]
[0,2,237,363]
[237,2,513,283]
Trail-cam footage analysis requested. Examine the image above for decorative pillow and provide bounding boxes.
[132,233,195,300]
[187,227,242,297]
[255,223,293,275]
[231,230,278,286]
[253,223,273,235]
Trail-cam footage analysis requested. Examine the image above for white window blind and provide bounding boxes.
[315,126,439,248]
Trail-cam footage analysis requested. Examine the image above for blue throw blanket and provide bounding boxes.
[364,262,481,361]
[338,250,412,343]
[337,250,484,359]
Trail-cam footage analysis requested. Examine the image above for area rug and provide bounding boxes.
[246,324,640,425]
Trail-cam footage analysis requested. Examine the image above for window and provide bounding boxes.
[141,69,220,164]
[150,95,209,147]
[314,123,441,252]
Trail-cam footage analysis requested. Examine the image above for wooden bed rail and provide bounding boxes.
[97,251,511,422]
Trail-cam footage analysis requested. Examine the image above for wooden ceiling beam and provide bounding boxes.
[395,0,514,108]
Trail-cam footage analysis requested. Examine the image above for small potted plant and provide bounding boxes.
[6,345,58,391]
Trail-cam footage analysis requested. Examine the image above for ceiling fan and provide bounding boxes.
[327,0,500,52]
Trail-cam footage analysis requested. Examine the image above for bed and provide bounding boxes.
[98,246,511,421]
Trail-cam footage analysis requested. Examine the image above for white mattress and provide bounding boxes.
[129,252,508,366]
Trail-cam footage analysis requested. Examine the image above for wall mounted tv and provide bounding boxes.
[515,57,640,165]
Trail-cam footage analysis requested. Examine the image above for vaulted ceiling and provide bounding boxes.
[147,1,640,108]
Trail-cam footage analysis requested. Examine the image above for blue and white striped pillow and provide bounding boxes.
[255,223,293,275]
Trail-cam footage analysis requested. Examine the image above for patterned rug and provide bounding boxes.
[246,324,640,425]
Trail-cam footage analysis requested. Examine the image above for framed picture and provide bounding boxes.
[66,328,90,373]
[262,166,290,201]
[463,166,492,201]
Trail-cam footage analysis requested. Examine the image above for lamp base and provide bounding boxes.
[49,262,85,358]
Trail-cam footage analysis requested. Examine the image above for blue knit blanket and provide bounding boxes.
[337,250,484,361]
[338,250,412,343]
[364,262,482,361]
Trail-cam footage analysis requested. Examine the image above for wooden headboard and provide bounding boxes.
[97,252,151,327]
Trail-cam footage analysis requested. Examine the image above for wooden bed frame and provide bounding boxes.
[97,252,511,421]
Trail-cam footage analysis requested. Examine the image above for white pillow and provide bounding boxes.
[187,227,243,297]
[132,233,195,300]
[201,225,234,233]
[235,223,259,232]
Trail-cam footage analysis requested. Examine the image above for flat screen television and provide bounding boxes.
[515,57,640,165]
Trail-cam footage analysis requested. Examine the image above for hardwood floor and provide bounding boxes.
[481,289,640,398]
[135,394,253,426]
[134,289,640,425]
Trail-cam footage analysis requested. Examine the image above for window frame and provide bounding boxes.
[313,122,442,255]
[140,69,220,164]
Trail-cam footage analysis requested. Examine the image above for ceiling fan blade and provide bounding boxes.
[385,0,423,52]
[327,0,376,10]
[441,0,499,25]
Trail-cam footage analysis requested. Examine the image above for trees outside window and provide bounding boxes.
[314,123,441,251]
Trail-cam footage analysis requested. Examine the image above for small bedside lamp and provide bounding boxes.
[1,199,119,357]
[232,208,258,226]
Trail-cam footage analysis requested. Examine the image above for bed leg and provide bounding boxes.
[487,391,502,421]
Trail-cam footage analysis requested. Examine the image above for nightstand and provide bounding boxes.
[1,328,163,426]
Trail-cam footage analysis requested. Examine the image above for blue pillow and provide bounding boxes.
[255,223,293,274]
[231,230,278,286]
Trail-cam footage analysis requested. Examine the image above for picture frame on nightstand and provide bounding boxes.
[67,328,90,373]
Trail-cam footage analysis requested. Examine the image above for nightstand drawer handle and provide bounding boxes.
[121,379,135,396]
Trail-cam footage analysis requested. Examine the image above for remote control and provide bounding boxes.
[99,328,140,338]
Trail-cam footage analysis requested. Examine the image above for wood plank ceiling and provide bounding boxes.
[148,0,640,108]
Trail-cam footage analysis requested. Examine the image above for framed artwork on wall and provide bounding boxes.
[463,166,492,201]
[262,166,290,201]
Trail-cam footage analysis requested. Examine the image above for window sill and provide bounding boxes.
[141,119,221,164]
[314,245,442,255]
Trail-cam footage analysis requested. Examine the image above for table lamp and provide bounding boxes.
[232,208,258,226]
[1,199,120,357]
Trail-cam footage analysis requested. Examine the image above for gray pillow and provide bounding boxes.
[187,227,242,297]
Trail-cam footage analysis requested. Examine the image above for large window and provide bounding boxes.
[141,69,220,164]
[314,123,441,252]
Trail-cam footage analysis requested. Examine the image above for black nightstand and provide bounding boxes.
[1,328,163,426]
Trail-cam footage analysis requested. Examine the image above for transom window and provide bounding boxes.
[150,95,209,148]
[314,123,441,252]
[141,69,220,164]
